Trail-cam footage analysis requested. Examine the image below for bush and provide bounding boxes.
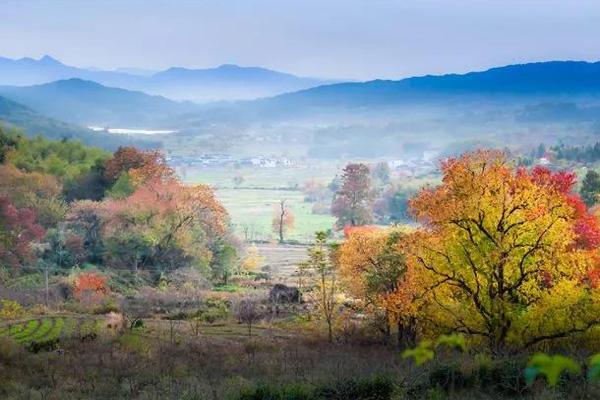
[0,337,21,362]
[236,383,313,400]
[233,376,396,400]
[480,358,528,396]
[27,338,59,353]
[93,298,120,314]
[315,375,396,400]
[428,362,471,392]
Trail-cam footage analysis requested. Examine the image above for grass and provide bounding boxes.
[182,164,438,243]
[217,188,335,242]
[182,164,338,242]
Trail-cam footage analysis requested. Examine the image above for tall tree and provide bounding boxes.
[331,163,374,229]
[304,231,338,343]
[408,150,600,350]
[104,146,174,186]
[580,169,600,207]
[272,199,295,242]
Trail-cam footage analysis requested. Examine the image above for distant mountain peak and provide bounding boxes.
[216,63,244,70]
[39,55,61,64]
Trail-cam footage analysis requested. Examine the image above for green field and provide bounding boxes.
[182,164,339,242]
[181,163,440,242]
[217,188,335,242]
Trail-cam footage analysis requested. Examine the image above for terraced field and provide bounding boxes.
[0,316,101,347]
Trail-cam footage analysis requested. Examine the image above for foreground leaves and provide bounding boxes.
[402,340,434,366]
[525,353,580,387]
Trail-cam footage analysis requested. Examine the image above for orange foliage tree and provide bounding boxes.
[73,272,109,302]
[338,226,420,347]
[407,150,600,349]
[104,146,174,186]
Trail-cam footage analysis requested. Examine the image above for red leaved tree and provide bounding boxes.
[73,272,109,303]
[0,195,45,269]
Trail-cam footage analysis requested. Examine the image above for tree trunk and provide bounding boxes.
[397,317,417,349]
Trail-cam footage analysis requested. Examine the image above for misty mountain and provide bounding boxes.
[0,79,198,126]
[259,61,600,110]
[164,61,600,159]
[145,64,329,102]
[0,55,329,102]
[0,94,156,150]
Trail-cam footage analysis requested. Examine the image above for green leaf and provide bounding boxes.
[402,340,435,366]
[524,367,540,386]
[526,353,581,387]
[588,354,600,381]
[435,333,467,352]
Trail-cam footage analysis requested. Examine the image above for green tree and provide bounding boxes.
[305,231,338,342]
[580,169,600,207]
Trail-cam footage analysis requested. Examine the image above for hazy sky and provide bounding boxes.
[1,0,599,80]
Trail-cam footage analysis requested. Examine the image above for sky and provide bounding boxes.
[0,0,599,81]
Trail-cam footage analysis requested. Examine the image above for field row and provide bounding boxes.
[0,317,101,345]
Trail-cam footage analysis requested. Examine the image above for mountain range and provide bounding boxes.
[0,55,329,102]
[0,94,157,150]
[1,58,600,157]
[0,79,197,126]
[254,61,600,111]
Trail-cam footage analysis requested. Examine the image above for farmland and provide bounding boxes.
[181,164,340,242]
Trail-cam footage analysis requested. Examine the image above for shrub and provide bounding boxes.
[484,358,528,396]
[236,383,313,400]
[93,298,120,314]
[314,375,396,400]
[27,338,59,353]
[0,337,21,363]
[428,362,471,392]
[0,300,24,321]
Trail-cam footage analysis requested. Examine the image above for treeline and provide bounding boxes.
[0,126,236,286]
[552,142,600,163]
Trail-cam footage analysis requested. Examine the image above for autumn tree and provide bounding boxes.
[580,169,600,207]
[73,272,109,304]
[241,245,264,273]
[408,150,600,350]
[0,164,66,228]
[338,227,419,347]
[0,195,45,270]
[101,178,227,274]
[331,163,374,229]
[104,146,174,186]
[272,199,295,242]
